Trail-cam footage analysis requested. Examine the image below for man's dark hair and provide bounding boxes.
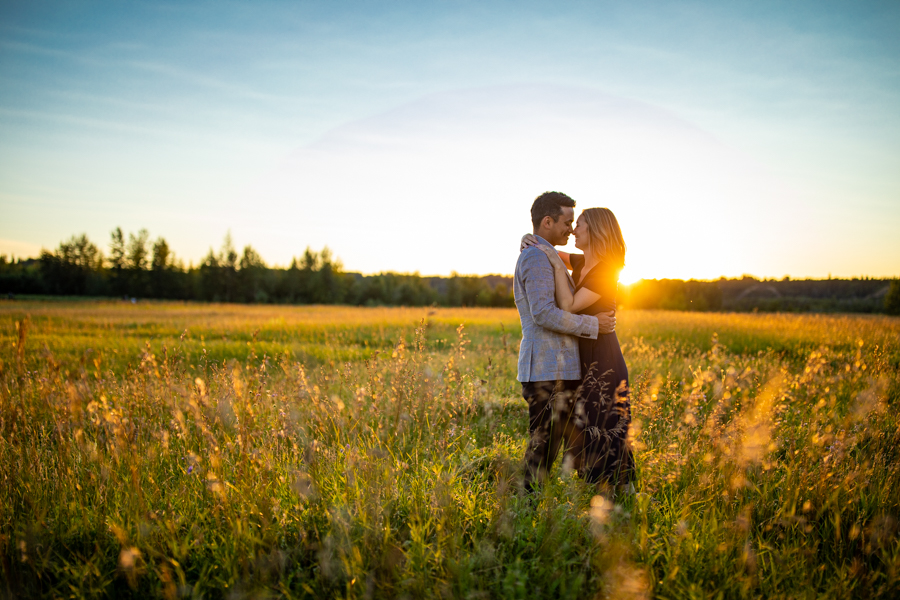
[531,191,576,229]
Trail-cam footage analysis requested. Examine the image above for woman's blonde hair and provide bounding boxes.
[581,207,626,269]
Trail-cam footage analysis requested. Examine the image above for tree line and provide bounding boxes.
[624,276,900,315]
[0,230,515,307]
[2,229,898,314]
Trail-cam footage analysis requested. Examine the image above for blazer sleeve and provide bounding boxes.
[520,247,599,339]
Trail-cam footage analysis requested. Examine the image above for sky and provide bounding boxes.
[1,0,898,281]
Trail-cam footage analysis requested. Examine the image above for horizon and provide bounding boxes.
[2,1,899,281]
[2,231,892,285]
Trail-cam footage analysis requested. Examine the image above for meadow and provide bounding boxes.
[1,301,899,599]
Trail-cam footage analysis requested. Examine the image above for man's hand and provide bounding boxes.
[596,311,616,334]
[520,233,539,251]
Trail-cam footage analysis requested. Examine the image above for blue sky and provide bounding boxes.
[1,0,898,278]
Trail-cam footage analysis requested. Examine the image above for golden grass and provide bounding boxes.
[1,302,898,598]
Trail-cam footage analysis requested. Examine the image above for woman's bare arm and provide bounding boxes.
[548,259,575,311]
[553,265,602,312]
[538,247,601,313]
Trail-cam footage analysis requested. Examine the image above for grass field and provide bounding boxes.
[2,301,899,599]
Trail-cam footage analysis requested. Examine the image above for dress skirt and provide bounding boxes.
[576,331,635,484]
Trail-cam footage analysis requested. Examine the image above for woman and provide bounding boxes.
[523,207,634,487]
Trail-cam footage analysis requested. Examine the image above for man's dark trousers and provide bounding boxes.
[522,379,581,493]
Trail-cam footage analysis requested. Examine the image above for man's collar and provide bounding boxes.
[534,234,553,247]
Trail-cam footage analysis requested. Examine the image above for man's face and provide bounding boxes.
[544,207,575,246]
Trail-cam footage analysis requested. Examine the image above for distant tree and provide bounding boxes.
[65,234,103,270]
[313,247,342,304]
[282,257,304,303]
[151,237,171,271]
[127,229,150,271]
[197,233,243,302]
[393,281,418,306]
[109,227,126,267]
[151,237,181,298]
[108,227,127,295]
[445,273,461,306]
[491,283,514,307]
[476,287,493,307]
[221,233,238,269]
[40,234,104,295]
[360,273,436,306]
[199,249,222,301]
[886,280,900,316]
[239,245,265,270]
[238,245,269,302]
[296,248,320,303]
[220,233,238,302]
[0,255,44,295]
[125,229,150,296]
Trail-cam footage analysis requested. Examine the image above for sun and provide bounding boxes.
[618,264,640,286]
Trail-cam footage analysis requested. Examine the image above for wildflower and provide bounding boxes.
[606,561,650,600]
[739,374,783,465]
[590,495,613,526]
[119,547,141,570]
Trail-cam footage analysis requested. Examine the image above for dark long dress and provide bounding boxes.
[570,254,634,485]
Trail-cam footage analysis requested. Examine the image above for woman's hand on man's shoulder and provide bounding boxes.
[520,233,539,251]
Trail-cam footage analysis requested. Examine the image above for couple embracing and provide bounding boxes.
[514,191,634,494]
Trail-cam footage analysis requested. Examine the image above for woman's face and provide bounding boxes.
[573,215,588,252]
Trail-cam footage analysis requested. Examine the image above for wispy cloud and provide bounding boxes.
[0,106,191,139]
[124,60,298,103]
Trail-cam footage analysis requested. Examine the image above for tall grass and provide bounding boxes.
[1,302,898,598]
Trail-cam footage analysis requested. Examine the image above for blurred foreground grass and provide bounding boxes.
[1,301,899,599]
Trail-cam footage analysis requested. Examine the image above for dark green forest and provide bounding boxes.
[1,229,898,314]
[0,230,515,307]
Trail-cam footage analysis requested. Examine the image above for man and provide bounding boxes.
[514,191,616,493]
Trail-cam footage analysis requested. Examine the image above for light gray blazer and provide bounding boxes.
[514,236,599,383]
